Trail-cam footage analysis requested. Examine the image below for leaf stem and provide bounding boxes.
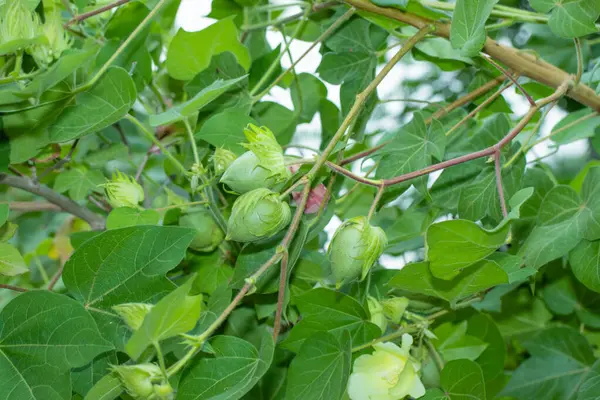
[367,184,385,221]
[64,0,133,27]
[126,114,187,175]
[351,326,418,353]
[0,284,29,292]
[494,150,508,218]
[183,119,200,166]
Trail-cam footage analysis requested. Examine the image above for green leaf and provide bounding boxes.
[376,113,446,193]
[178,329,274,400]
[194,263,233,295]
[252,101,297,145]
[579,360,600,400]
[0,203,7,227]
[502,326,596,399]
[450,0,499,57]
[106,207,161,229]
[551,109,600,145]
[291,73,327,124]
[285,331,351,400]
[530,0,600,38]
[0,291,113,399]
[494,295,553,338]
[432,321,489,362]
[325,18,374,53]
[196,108,258,155]
[570,239,600,293]
[426,359,486,399]
[230,242,279,294]
[426,219,508,280]
[126,276,202,359]
[522,168,600,269]
[85,143,129,168]
[0,243,28,276]
[317,52,376,85]
[53,167,104,201]
[388,260,508,305]
[72,352,118,397]
[62,226,196,349]
[49,67,137,142]
[281,288,380,352]
[83,373,122,400]
[543,275,600,327]
[467,314,505,389]
[149,76,247,127]
[167,17,251,81]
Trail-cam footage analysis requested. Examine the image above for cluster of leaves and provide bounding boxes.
[1,0,600,399]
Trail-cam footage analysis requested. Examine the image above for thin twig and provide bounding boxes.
[4,202,61,212]
[481,54,535,107]
[64,0,133,27]
[47,263,65,291]
[0,284,29,293]
[36,140,79,183]
[574,38,583,86]
[494,150,508,218]
[367,184,385,220]
[242,1,337,32]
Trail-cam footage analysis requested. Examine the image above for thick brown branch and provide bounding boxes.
[344,0,600,112]
[0,174,105,230]
[3,201,61,212]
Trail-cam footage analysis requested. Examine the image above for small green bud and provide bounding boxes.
[112,363,173,400]
[367,296,387,333]
[327,216,387,288]
[100,171,145,209]
[28,11,71,66]
[226,188,291,242]
[381,297,409,324]
[112,303,153,331]
[212,148,237,175]
[0,1,43,56]
[220,124,290,193]
[178,209,224,252]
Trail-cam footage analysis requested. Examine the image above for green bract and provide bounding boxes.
[327,216,387,288]
[212,147,237,175]
[29,11,71,66]
[381,297,409,324]
[178,209,224,252]
[220,124,290,193]
[112,363,174,400]
[100,171,145,209]
[226,188,291,242]
[113,303,153,331]
[367,296,387,333]
[0,1,44,56]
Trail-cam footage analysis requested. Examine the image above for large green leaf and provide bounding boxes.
[53,167,104,201]
[281,288,380,352]
[149,76,247,127]
[502,326,596,399]
[522,167,600,269]
[49,67,137,142]
[196,108,258,155]
[167,17,250,81]
[318,52,376,85]
[543,275,600,327]
[450,0,499,57]
[579,360,600,400]
[550,109,600,145]
[177,329,274,400]
[388,260,508,305]
[570,240,600,293]
[285,331,351,400]
[126,276,203,359]
[422,359,486,399]
[376,113,446,193]
[530,0,600,38]
[105,207,161,230]
[62,226,196,349]
[432,321,488,362]
[0,291,113,400]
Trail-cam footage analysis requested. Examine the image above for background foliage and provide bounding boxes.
[2,0,600,399]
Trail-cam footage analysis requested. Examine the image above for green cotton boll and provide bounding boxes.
[221,151,287,193]
[28,11,71,67]
[381,297,409,324]
[112,363,174,400]
[226,188,291,242]
[0,1,45,56]
[178,209,224,252]
[327,216,387,288]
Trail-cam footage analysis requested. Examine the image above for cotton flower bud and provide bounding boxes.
[178,209,224,252]
[28,11,71,66]
[220,124,290,193]
[226,188,291,242]
[367,296,387,333]
[381,297,409,324]
[327,216,387,288]
[112,364,174,400]
[212,148,237,176]
[0,1,43,55]
[112,303,153,331]
[100,171,144,209]
[347,334,425,400]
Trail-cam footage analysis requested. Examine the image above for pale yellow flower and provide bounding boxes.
[347,334,425,400]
